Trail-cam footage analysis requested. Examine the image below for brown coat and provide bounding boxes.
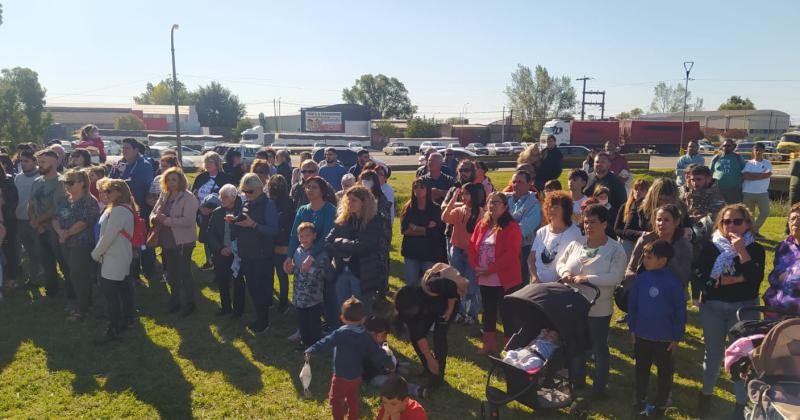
[150,189,199,246]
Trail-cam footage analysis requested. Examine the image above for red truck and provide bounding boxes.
[540,119,703,152]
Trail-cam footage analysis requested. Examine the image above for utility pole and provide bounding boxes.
[680,61,695,152]
[509,109,514,141]
[584,90,606,120]
[278,98,282,133]
[576,76,592,120]
[273,99,278,132]
[501,106,506,142]
[170,24,182,162]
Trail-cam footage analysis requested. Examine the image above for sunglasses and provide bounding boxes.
[722,218,745,226]
[301,169,316,174]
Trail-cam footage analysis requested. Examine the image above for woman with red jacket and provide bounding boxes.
[77,124,107,163]
[469,191,522,355]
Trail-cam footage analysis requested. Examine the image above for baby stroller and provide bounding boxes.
[480,281,600,419]
[726,307,800,420]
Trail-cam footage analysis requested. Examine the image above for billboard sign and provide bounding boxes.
[305,111,343,132]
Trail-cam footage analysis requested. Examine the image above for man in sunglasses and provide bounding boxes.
[709,139,745,204]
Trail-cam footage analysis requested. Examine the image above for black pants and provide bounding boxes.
[411,317,451,382]
[634,337,675,407]
[480,285,518,335]
[213,254,245,315]
[296,303,323,347]
[99,277,133,333]
[241,257,274,326]
[38,229,71,297]
[163,244,196,308]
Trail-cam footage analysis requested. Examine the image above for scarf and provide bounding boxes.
[710,230,754,280]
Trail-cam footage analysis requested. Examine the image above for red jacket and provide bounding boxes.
[77,137,107,162]
[377,399,427,420]
[468,218,522,291]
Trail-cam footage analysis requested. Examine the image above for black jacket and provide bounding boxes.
[222,163,245,187]
[615,200,646,243]
[272,194,294,248]
[206,196,243,256]
[400,204,447,262]
[276,162,292,184]
[191,171,234,196]
[536,147,563,190]
[693,241,765,303]
[584,172,628,238]
[325,214,388,294]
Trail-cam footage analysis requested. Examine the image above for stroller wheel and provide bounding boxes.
[480,401,499,419]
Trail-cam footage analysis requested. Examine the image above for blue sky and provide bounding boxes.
[2,0,798,124]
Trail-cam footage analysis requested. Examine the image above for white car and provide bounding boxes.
[150,141,172,148]
[419,141,447,155]
[446,142,460,149]
[102,140,121,156]
[202,142,218,152]
[465,143,489,155]
[503,142,525,153]
[487,143,512,155]
[348,142,366,152]
[169,146,202,156]
[382,142,411,155]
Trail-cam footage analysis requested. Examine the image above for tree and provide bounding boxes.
[114,114,146,130]
[232,118,253,138]
[0,67,52,144]
[342,74,416,119]
[375,120,398,144]
[718,95,755,111]
[649,82,703,113]
[505,64,576,136]
[134,79,194,105]
[616,107,644,120]
[405,117,439,138]
[194,81,246,128]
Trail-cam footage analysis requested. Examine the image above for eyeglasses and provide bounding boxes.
[301,169,316,174]
[722,218,745,226]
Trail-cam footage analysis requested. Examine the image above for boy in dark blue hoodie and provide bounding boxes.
[305,297,394,420]
[628,240,687,418]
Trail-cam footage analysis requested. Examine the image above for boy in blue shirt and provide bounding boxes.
[305,297,394,420]
[628,240,687,417]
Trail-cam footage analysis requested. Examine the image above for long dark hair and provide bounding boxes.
[463,182,485,233]
[393,285,425,334]
[400,177,433,220]
[358,170,384,199]
[304,176,338,206]
[483,191,514,230]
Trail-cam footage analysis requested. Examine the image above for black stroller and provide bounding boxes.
[480,281,600,419]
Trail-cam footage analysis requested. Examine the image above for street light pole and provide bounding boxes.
[680,61,694,153]
[171,24,182,162]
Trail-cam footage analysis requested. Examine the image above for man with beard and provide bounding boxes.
[584,152,627,238]
[28,150,68,297]
[318,148,348,191]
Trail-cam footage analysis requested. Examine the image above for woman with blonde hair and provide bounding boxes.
[694,203,766,417]
[192,151,233,271]
[91,179,135,343]
[325,185,387,314]
[53,169,100,321]
[152,167,200,316]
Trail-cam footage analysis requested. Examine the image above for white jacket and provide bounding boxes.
[91,205,134,281]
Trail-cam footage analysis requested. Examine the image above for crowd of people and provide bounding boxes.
[1,129,797,419]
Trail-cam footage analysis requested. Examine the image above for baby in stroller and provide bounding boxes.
[502,329,561,374]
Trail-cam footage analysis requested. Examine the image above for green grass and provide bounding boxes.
[0,169,784,419]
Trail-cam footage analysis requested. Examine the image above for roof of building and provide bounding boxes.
[46,102,194,116]
[642,109,789,119]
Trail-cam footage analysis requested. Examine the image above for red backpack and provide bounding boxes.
[119,204,147,249]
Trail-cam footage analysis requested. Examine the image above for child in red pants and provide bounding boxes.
[305,297,394,420]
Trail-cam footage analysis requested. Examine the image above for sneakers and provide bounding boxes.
[287,330,302,343]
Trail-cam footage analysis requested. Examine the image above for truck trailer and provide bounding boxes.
[540,119,703,153]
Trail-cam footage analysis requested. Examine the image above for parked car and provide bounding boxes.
[735,142,756,156]
[465,143,489,155]
[382,142,411,155]
[486,143,512,156]
[558,145,591,167]
[419,141,447,155]
[150,141,172,148]
[202,142,218,152]
[446,142,460,149]
[103,140,121,156]
[697,139,716,153]
[169,146,202,156]
[756,140,777,153]
[348,142,366,152]
[149,146,198,172]
[502,142,525,153]
[435,148,478,161]
[312,148,385,170]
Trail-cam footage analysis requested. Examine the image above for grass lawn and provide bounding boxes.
[0,169,783,419]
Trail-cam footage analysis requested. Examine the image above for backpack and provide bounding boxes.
[119,204,147,249]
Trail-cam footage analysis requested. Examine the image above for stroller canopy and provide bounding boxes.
[504,283,594,359]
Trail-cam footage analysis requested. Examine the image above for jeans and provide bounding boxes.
[213,254,245,315]
[18,222,40,282]
[520,245,532,285]
[62,243,97,315]
[451,246,481,319]
[296,303,323,347]
[700,299,758,403]
[162,244,196,308]
[99,277,133,333]
[323,281,341,330]
[571,315,612,392]
[241,257,274,326]
[403,258,434,287]
[743,192,770,234]
[335,268,362,309]
[635,338,674,407]
[273,252,289,306]
[39,229,70,297]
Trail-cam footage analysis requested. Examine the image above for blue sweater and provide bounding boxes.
[306,324,392,380]
[628,268,687,342]
[287,202,337,258]
[319,163,348,191]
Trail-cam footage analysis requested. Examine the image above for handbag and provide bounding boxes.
[146,224,162,248]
